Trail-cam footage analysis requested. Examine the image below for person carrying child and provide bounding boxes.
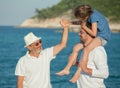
[56,4,111,83]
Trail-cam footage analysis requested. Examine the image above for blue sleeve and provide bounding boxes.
[88,10,99,23]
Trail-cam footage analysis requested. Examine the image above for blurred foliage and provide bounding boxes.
[33,0,120,22]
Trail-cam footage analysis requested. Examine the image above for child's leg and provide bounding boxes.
[69,38,102,83]
[80,37,102,71]
[56,43,83,76]
[69,66,82,83]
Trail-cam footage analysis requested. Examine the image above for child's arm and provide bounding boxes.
[81,22,97,37]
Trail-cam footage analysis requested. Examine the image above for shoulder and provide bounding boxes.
[17,53,28,63]
[41,46,54,54]
[93,9,101,14]
[93,9,98,12]
[93,46,105,51]
[42,47,54,53]
[93,46,107,56]
[88,9,100,22]
[90,46,107,63]
[42,46,55,60]
[92,9,105,19]
[91,9,102,17]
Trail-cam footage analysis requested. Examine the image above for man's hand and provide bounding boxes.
[79,60,92,75]
[60,19,71,29]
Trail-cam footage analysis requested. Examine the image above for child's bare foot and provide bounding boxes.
[69,74,80,83]
[56,70,70,76]
[69,67,81,83]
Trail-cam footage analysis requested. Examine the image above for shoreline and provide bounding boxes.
[15,26,120,33]
[18,18,120,32]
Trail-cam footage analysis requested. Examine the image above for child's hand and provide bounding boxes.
[81,21,87,30]
[79,61,92,75]
[81,21,86,26]
[60,19,71,28]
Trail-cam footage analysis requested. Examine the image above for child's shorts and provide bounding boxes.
[97,36,107,46]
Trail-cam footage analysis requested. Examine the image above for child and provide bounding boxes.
[56,4,111,83]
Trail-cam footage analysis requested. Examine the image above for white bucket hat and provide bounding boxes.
[24,32,41,47]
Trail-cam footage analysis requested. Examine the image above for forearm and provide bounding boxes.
[84,68,92,75]
[82,26,96,37]
[60,27,68,47]
[53,27,68,56]
[92,67,109,79]
[17,76,24,88]
[17,83,23,88]
[84,67,109,79]
[17,81,23,88]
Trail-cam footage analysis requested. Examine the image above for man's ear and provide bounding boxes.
[27,45,32,51]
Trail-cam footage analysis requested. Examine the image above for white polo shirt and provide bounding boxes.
[77,46,109,88]
[15,47,55,88]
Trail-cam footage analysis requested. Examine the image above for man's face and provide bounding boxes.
[78,29,88,42]
[29,40,42,54]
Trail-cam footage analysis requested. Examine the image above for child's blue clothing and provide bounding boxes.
[87,9,111,41]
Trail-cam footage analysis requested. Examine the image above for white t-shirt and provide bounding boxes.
[15,47,55,88]
[77,46,109,88]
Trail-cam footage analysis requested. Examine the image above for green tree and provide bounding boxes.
[34,0,120,22]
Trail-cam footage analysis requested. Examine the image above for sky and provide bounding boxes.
[0,0,61,26]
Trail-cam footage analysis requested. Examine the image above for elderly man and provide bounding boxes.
[76,28,109,88]
[15,19,70,88]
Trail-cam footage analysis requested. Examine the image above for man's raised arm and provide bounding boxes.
[53,19,70,56]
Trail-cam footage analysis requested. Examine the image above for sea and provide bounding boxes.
[0,26,120,88]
